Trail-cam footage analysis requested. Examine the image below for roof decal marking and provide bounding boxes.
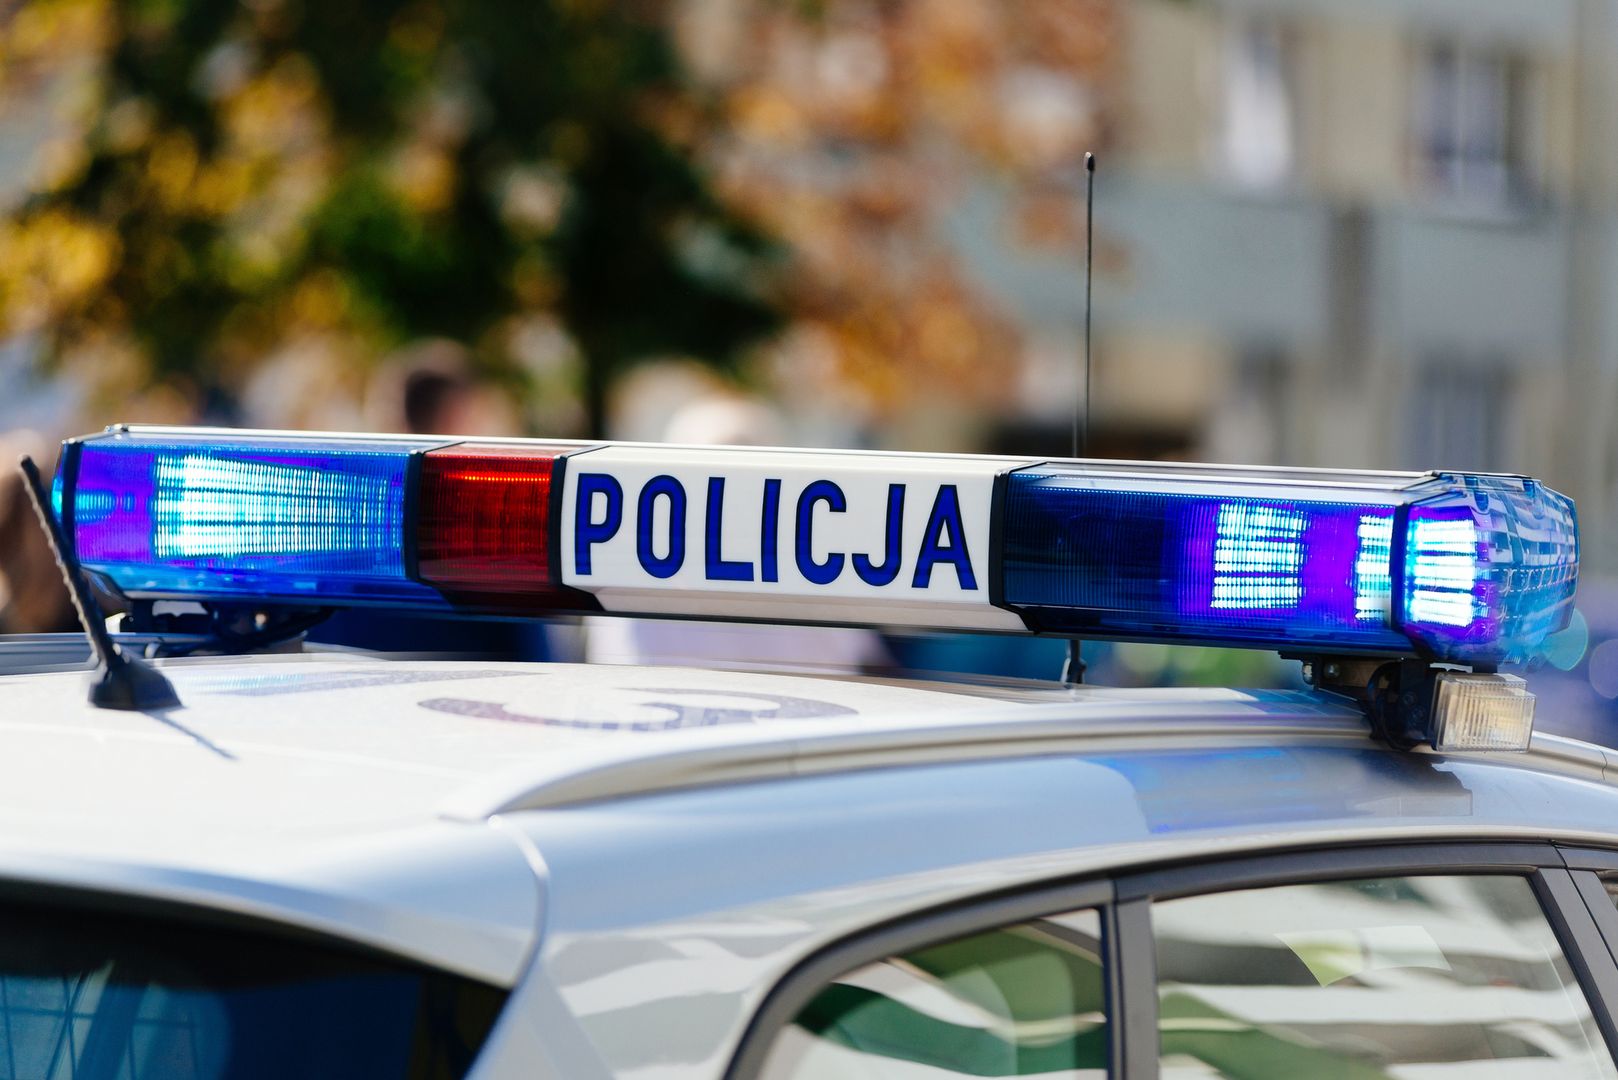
[192,669,528,697]
[419,687,856,733]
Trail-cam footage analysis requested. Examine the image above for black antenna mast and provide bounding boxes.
[17,455,181,710]
[1063,152,1096,686]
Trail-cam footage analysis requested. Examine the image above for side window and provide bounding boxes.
[759,908,1107,1078]
[1153,875,1616,1077]
[0,896,504,1079]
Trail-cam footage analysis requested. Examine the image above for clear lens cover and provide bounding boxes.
[1429,671,1535,752]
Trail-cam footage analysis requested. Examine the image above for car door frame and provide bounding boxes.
[727,840,1618,1079]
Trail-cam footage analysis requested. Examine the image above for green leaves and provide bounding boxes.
[3,0,781,434]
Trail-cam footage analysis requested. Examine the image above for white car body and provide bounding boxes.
[5,649,1618,1077]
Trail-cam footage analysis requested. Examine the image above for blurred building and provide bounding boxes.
[686,0,1618,576]
[947,0,1618,574]
[6,0,1618,579]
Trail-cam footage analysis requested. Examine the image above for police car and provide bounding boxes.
[0,423,1608,1079]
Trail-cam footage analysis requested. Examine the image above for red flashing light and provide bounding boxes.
[416,446,567,602]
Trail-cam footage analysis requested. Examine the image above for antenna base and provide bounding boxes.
[88,652,182,711]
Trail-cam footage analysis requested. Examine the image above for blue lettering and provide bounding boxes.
[912,485,977,590]
[574,473,623,575]
[853,484,906,586]
[795,480,846,585]
[636,475,687,579]
[704,477,754,581]
[760,478,781,583]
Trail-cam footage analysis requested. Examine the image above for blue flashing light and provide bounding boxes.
[1406,510,1480,629]
[1353,514,1394,623]
[66,433,447,604]
[1001,466,1576,664]
[1001,473,1410,653]
[1207,502,1306,611]
[1400,475,1578,662]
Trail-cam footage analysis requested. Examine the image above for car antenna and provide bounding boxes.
[16,455,181,711]
[1063,151,1096,687]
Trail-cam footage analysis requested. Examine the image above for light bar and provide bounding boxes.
[57,427,1579,665]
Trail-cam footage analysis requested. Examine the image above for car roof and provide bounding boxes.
[0,649,1352,848]
[0,649,1307,982]
[3,648,1617,996]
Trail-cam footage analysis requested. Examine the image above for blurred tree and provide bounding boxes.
[688,0,1117,430]
[0,0,781,434]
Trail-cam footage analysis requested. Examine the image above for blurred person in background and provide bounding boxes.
[0,431,73,635]
[584,393,892,673]
[362,340,521,437]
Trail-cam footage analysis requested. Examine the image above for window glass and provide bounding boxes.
[1415,42,1527,204]
[1222,17,1295,190]
[1406,358,1511,473]
[0,897,505,1079]
[760,908,1106,1078]
[1155,875,1616,1078]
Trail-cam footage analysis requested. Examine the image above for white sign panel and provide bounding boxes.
[559,446,1028,630]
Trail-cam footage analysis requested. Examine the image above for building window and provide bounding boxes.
[1222,17,1296,189]
[1415,42,1530,206]
[1407,358,1512,472]
[1205,346,1290,466]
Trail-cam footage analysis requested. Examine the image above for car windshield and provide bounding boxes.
[0,895,504,1080]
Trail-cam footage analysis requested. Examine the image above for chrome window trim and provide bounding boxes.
[1112,841,1563,902]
